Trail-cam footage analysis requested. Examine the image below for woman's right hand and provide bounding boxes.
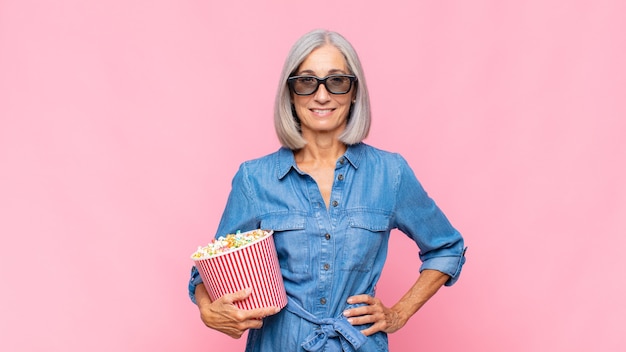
[195,285,280,339]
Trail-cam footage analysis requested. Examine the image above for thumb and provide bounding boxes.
[228,287,253,303]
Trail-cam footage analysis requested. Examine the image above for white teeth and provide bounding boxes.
[312,109,331,114]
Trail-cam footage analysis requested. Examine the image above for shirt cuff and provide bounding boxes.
[188,266,203,305]
[419,247,467,286]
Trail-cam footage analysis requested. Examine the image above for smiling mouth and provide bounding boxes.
[311,108,334,116]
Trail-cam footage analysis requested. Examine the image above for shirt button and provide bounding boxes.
[320,298,327,305]
[332,200,338,207]
[323,263,330,270]
[337,174,344,181]
[325,233,331,240]
[339,157,345,164]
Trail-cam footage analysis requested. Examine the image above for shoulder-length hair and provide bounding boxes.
[274,29,372,150]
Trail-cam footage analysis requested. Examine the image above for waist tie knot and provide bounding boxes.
[286,299,367,352]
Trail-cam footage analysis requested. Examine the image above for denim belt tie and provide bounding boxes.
[285,299,367,352]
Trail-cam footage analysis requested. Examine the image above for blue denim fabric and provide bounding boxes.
[188,143,466,351]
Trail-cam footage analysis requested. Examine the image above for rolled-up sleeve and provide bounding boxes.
[188,266,203,304]
[419,247,467,286]
[392,155,467,286]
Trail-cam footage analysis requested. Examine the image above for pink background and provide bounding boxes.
[1,1,625,351]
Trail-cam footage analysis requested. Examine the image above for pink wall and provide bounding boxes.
[1,1,625,351]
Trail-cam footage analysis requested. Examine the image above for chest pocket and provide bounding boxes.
[341,211,391,272]
[261,214,309,275]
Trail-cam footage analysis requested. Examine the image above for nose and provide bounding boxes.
[313,82,331,103]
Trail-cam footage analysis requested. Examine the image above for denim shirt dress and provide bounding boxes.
[189,143,466,352]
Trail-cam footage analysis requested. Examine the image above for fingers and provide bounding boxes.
[343,306,384,326]
[345,310,388,337]
[346,294,374,305]
[199,287,282,339]
[360,324,383,337]
[249,306,282,319]
[343,295,393,336]
[344,295,382,318]
[223,287,253,304]
[216,305,280,339]
[221,288,281,319]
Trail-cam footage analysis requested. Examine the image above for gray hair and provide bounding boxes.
[274,29,372,150]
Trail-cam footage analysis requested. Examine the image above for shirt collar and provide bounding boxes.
[276,147,297,180]
[342,142,364,169]
[276,143,365,180]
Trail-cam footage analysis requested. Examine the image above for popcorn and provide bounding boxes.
[191,229,270,259]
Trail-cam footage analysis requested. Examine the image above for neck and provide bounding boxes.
[295,134,347,164]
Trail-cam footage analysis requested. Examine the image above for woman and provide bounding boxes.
[188,29,466,351]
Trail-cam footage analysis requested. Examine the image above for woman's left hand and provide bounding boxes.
[342,294,405,336]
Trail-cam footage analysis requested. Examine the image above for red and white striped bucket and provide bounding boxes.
[191,230,287,310]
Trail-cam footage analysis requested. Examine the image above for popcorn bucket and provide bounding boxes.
[191,230,287,310]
